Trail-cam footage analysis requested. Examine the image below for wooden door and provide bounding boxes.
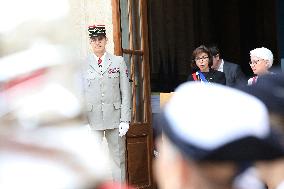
[112,0,155,188]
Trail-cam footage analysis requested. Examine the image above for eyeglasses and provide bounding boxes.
[249,59,262,65]
[195,56,209,62]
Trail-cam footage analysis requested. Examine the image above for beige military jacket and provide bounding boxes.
[84,52,131,130]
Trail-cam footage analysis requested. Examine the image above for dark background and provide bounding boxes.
[148,0,280,92]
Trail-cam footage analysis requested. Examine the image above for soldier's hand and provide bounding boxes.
[119,122,129,137]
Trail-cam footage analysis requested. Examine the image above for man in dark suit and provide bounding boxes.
[208,45,247,87]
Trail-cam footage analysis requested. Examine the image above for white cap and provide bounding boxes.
[161,82,284,161]
[250,47,274,68]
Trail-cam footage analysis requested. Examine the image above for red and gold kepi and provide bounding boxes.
[88,24,106,38]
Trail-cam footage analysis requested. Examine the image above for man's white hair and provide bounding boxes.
[250,47,274,68]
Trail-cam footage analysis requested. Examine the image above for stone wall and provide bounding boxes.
[69,0,114,59]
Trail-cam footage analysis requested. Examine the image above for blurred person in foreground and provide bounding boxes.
[84,25,131,182]
[0,125,110,189]
[208,44,247,87]
[154,82,284,189]
[0,0,133,187]
[0,25,131,189]
[0,36,133,189]
[248,47,274,85]
[187,45,226,85]
[238,72,284,189]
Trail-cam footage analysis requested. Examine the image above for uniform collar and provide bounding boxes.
[94,52,106,63]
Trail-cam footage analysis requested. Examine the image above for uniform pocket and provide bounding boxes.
[108,72,119,87]
[108,72,119,78]
[113,101,121,109]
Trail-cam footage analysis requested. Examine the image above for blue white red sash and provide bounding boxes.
[196,71,208,83]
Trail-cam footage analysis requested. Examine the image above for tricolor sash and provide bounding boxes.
[196,71,208,83]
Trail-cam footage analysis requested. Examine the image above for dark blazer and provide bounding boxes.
[187,69,226,85]
[223,60,247,87]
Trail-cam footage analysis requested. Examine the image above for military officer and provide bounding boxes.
[84,24,131,182]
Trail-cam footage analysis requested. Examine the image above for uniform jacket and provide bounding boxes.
[84,52,131,130]
[223,60,247,87]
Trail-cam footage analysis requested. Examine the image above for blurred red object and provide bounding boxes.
[97,182,135,189]
[2,68,47,91]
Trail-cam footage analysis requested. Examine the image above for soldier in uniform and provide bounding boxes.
[84,25,131,182]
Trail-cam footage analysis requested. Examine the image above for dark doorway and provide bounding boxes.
[148,0,279,92]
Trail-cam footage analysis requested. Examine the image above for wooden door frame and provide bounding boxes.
[111,0,123,55]
[111,0,151,129]
[111,0,154,188]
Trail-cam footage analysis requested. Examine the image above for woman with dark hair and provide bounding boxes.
[187,45,226,85]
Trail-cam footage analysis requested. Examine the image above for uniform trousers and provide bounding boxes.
[95,128,126,182]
